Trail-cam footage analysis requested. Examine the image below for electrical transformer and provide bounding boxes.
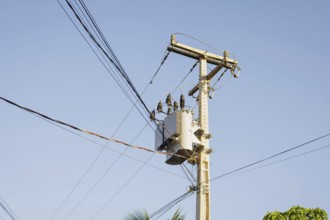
[155,110,200,165]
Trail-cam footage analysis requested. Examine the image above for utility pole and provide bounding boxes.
[167,34,239,220]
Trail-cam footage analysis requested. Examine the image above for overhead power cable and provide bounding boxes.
[209,133,330,183]
[90,154,156,219]
[44,114,184,219]
[171,61,198,95]
[223,144,330,179]
[0,96,185,159]
[148,134,330,214]
[173,32,223,54]
[41,116,184,178]
[64,0,151,118]
[0,197,18,220]
[149,190,194,219]
[56,1,184,216]
[149,50,171,85]
[63,122,149,219]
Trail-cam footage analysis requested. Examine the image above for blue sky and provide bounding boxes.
[0,1,329,219]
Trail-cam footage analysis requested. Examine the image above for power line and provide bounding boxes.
[149,190,194,219]
[55,0,138,112]
[58,0,152,135]
[62,122,149,219]
[171,61,198,95]
[147,134,330,215]
[0,96,184,158]
[35,114,185,179]
[173,33,224,54]
[53,1,177,215]
[64,0,152,119]
[209,133,330,183]
[223,143,330,179]
[149,50,171,85]
[89,154,155,219]
[1,94,196,216]
[0,197,18,220]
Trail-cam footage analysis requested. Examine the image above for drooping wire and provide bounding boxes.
[0,197,18,220]
[56,3,201,217]
[0,96,185,159]
[35,114,184,179]
[88,124,197,219]
[54,1,188,216]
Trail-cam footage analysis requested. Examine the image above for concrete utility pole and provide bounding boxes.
[167,34,239,220]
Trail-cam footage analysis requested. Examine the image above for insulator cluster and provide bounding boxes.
[150,93,186,121]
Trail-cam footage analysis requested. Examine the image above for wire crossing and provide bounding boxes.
[0,96,185,159]
[147,134,330,218]
[64,0,152,119]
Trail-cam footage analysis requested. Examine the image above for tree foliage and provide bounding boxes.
[263,206,328,220]
[124,208,185,220]
[125,210,150,220]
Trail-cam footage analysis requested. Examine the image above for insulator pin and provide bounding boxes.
[166,93,172,107]
[180,94,185,110]
[150,109,156,121]
[167,106,173,115]
[157,101,163,113]
[173,101,178,110]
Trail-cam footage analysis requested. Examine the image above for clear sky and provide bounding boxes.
[1,1,329,220]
